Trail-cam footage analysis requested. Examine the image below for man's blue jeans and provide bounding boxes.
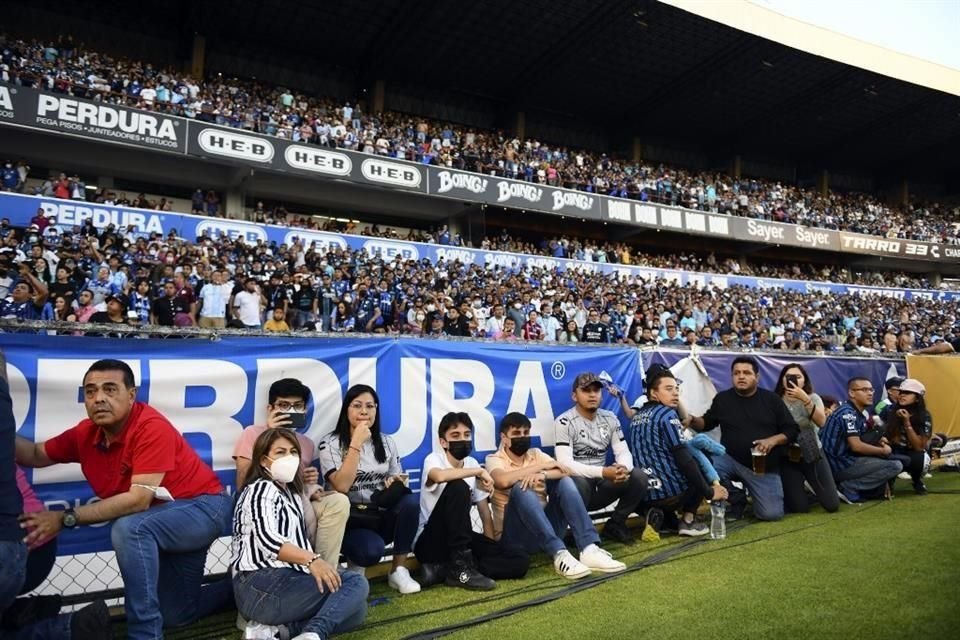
[234,568,368,638]
[111,493,234,640]
[713,454,785,521]
[0,540,72,639]
[500,477,600,557]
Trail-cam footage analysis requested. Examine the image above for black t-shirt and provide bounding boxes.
[702,388,800,471]
[48,282,76,305]
[152,296,186,326]
[292,286,316,312]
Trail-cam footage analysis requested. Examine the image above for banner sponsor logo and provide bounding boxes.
[34,93,181,149]
[195,219,269,243]
[361,159,421,187]
[283,145,352,176]
[496,181,542,204]
[362,239,420,261]
[434,247,477,263]
[38,201,165,234]
[745,219,786,242]
[946,246,960,259]
[436,170,488,195]
[794,226,833,248]
[283,229,349,251]
[0,85,14,120]
[198,128,274,162]
[606,200,632,223]
[840,235,901,254]
[551,190,594,212]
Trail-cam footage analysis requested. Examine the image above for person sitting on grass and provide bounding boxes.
[883,378,932,495]
[554,372,649,545]
[629,367,727,537]
[414,412,528,591]
[819,377,903,502]
[232,428,368,640]
[486,412,626,580]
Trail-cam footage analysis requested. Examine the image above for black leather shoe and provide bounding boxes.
[601,519,634,545]
[445,549,496,591]
[70,600,112,640]
[418,562,446,588]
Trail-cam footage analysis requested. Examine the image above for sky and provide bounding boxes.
[749,0,960,71]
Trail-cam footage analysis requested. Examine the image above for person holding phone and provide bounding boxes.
[232,428,368,639]
[318,385,421,594]
[773,364,839,514]
[233,378,349,570]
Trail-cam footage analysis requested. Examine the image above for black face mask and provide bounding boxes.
[446,440,472,461]
[508,436,531,457]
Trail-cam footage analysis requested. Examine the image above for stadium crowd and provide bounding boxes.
[1,213,958,353]
[3,36,959,244]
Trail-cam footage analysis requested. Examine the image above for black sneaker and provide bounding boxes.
[444,549,496,591]
[601,519,634,545]
[418,561,446,588]
[0,594,62,630]
[70,600,112,640]
[913,480,928,495]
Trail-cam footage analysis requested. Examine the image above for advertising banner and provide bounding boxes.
[3,333,642,555]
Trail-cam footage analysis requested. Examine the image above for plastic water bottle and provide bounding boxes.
[709,501,726,540]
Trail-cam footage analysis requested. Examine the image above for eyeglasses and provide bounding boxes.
[349,402,378,411]
[274,401,306,412]
[850,387,874,393]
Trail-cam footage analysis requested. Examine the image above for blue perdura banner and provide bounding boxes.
[5,191,957,302]
[1,333,643,555]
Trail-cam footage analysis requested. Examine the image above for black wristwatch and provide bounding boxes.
[62,509,78,529]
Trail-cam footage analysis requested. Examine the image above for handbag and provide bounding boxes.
[370,480,411,510]
[346,503,384,530]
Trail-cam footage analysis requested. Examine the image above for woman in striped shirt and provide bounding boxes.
[232,428,368,640]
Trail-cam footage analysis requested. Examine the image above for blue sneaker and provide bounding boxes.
[838,487,862,504]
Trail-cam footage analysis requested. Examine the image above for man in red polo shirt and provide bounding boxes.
[16,359,233,640]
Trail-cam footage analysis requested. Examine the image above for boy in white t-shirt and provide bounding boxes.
[414,412,528,590]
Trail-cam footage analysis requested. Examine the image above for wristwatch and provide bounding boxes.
[62,509,78,529]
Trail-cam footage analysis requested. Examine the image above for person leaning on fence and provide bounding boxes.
[0,351,113,639]
[231,428,368,640]
[554,373,649,545]
[818,378,903,503]
[773,363,840,514]
[414,412,529,592]
[14,359,234,640]
[684,356,799,522]
[317,384,421,594]
[485,412,626,581]
[233,378,349,569]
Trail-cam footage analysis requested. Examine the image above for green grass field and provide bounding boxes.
[161,472,960,640]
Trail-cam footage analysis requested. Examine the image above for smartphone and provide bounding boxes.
[397,472,409,486]
[281,412,307,430]
[786,374,800,388]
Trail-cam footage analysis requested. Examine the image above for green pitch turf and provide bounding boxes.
[146,471,960,640]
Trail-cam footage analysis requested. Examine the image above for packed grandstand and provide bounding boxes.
[1,1,960,639]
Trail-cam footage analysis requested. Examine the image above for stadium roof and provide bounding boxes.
[10,0,960,184]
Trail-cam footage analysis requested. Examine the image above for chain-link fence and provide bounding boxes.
[3,318,905,608]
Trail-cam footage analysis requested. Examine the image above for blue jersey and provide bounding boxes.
[376,290,395,317]
[628,403,686,501]
[819,402,865,473]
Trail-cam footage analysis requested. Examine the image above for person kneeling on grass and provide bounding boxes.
[232,428,368,640]
[415,412,529,591]
[486,412,626,580]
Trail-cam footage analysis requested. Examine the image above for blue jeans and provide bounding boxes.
[835,457,902,493]
[111,493,234,640]
[342,493,419,567]
[713,454,785,521]
[500,477,600,556]
[0,540,72,639]
[234,568,367,638]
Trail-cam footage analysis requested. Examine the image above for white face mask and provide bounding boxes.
[266,454,300,484]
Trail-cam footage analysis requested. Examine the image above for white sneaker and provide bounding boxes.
[388,566,422,594]
[553,549,591,580]
[579,544,626,573]
[291,634,321,640]
[897,471,911,480]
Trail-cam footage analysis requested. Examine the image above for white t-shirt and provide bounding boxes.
[415,452,488,544]
[233,290,262,326]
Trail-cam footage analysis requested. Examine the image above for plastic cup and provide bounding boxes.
[751,447,766,475]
